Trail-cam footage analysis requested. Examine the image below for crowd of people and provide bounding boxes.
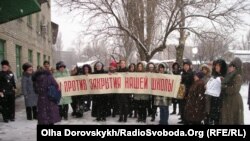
[0,57,249,125]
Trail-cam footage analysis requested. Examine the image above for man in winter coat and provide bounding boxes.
[0,60,17,123]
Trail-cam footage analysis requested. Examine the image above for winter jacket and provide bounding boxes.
[21,72,38,107]
[220,73,244,125]
[184,79,206,123]
[32,70,61,125]
[53,70,72,105]
[0,71,16,95]
[181,69,194,98]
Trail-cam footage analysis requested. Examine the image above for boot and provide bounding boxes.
[118,116,123,122]
[32,107,37,119]
[26,107,32,120]
[123,115,127,122]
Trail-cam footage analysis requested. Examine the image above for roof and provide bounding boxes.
[0,0,41,24]
[229,50,250,55]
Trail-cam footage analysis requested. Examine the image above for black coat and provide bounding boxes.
[0,71,16,95]
[181,69,194,97]
[117,68,130,104]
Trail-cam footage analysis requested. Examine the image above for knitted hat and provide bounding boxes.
[22,63,32,72]
[1,60,9,66]
[195,71,205,79]
[109,61,117,68]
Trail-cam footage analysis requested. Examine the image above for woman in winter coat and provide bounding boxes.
[92,62,108,121]
[117,60,130,122]
[220,58,244,125]
[179,59,194,124]
[207,59,227,125]
[134,62,150,123]
[146,63,157,122]
[154,63,172,125]
[53,61,72,120]
[184,72,206,125]
[171,62,181,115]
[128,63,137,118]
[82,64,92,112]
[21,63,38,120]
[32,70,61,125]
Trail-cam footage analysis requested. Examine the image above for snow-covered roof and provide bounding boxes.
[77,60,98,67]
[229,50,250,55]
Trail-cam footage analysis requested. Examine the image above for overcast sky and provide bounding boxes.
[51,1,250,51]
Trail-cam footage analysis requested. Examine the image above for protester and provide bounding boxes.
[179,59,194,124]
[82,64,92,112]
[32,69,61,125]
[108,61,119,118]
[154,63,172,125]
[146,62,157,122]
[134,62,150,123]
[184,71,206,125]
[0,60,16,123]
[220,58,244,125]
[117,60,130,122]
[92,62,108,121]
[171,62,181,115]
[43,60,53,73]
[128,63,137,118]
[21,63,38,120]
[206,59,227,125]
[54,61,72,120]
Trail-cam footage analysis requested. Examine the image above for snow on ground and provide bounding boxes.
[0,84,249,141]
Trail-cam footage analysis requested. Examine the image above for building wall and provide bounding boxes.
[0,1,53,94]
[0,1,52,73]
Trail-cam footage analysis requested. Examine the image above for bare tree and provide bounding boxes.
[55,0,250,62]
[195,34,234,62]
[242,29,250,50]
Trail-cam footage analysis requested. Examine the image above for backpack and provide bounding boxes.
[47,76,61,104]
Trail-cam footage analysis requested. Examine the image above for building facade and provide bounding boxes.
[0,0,57,77]
[0,0,58,94]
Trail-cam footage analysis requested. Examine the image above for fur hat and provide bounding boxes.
[201,64,211,73]
[56,61,66,70]
[1,60,9,66]
[183,59,192,66]
[229,57,242,71]
[22,63,32,72]
[195,71,205,79]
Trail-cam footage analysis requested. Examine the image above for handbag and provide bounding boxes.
[177,84,185,99]
[47,77,61,104]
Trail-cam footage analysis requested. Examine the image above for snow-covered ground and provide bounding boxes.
[0,84,249,141]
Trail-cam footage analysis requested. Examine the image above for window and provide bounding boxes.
[16,45,22,78]
[28,49,33,63]
[27,15,32,26]
[43,55,46,62]
[37,52,41,67]
[0,40,5,70]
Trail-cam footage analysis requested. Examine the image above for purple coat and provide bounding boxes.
[32,70,61,125]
